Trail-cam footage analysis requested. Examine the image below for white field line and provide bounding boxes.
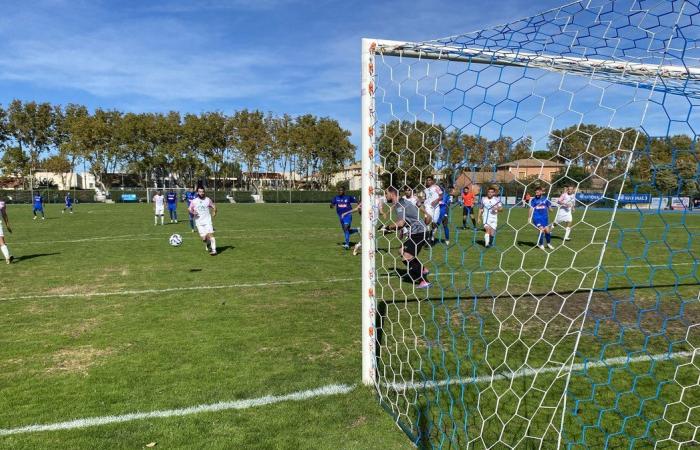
[1,350,695,436]
[0,278,357,302]
[0,383,355,437]
[384,350,696,391]
[3,262,696,302]
[9,224,700,246]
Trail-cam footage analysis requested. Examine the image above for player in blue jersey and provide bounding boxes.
[32,193,45,220]
[62,192,73,214]
[529,186,556,250]
[434,185,453,245]
[185,187,197,232]
[166,189,179,223]
[330,186,358,250]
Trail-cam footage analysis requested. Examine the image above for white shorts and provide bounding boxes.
[427,205,441,223]
[555,210,573,223]
[484,217,498,231]
[0,221,4,238]
[155,206,164,215]
[196,220,214,237]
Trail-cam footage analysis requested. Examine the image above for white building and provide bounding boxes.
[330,162,363,190]
[33,172,97,190]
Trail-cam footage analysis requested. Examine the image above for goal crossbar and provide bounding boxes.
[373,39,700,97]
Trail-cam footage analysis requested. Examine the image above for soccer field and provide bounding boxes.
[0,202,698,449]
[0,203,409,449]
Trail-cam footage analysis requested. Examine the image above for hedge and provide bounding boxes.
[262,190,361,203]
[0,189,98,203]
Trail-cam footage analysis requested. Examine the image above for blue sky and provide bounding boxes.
[0,0,567,154]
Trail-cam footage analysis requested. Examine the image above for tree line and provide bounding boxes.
[0,100,356,191]
[379,120,699,196]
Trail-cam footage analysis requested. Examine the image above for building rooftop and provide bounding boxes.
[499,158,566,168]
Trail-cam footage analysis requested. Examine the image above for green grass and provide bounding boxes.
[0,203,409,449]
[0,203,697,449]
[373,206,699,448]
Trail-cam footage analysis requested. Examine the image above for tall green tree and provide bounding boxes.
[7,100,56,172]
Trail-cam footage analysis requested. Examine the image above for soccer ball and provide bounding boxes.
[169,234,183,247]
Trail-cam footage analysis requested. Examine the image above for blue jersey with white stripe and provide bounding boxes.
[530,196,552,223]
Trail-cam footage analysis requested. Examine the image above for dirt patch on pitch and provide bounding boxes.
[46,346,115,376]
[307,342,348,361]
[64,318,101,338]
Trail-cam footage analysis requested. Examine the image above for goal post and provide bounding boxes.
[361,38,377,386]
[361,1,700,448]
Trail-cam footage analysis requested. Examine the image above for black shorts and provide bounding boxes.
[463,206,473,215]
[403,232,427,257]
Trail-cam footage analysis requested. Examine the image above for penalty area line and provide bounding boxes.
[0,383,356,437]
[0,278,357,302]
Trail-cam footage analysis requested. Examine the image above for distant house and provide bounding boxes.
[452,158,566,192]
[32,172,97,190]
[498,159,566,182]
[330,162,363,190]
[329,162,385,191]
[243,171,300,189]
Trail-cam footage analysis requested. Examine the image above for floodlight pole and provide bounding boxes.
[361,38,377,386]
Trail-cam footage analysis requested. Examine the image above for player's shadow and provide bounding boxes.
[516,240,538,248]
[14,252,60,262]
[216,245,234,254]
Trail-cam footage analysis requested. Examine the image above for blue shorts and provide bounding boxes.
[339,215,352,227]
[65,202,72,207]
[168,204,177,211]
[33,206,43,212]
[533,218,549,229]
[437,206,448,223]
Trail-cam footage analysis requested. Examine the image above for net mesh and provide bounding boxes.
[364,0,700,448]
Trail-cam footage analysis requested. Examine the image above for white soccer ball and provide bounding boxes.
[169,234,183,247]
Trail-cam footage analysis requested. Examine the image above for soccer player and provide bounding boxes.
[166,189,178,223]
[423,176,443,243]
[344,192,389,256]
[477,185,502,248]
[0,198,13,264]
[436,185,453,245]
[383,186,430,289]
[152,190,165,226]
[188,186,218,255]
[62,192,74,214]
[461,184,476,229]
[330,186,358,250]
[32,193,45,220]
[403,187,418,205]
[553,185,576,241]
[529,186,556,250]
[185,187,197,232]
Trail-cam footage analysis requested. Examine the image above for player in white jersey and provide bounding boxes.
[0,199,14,264]
[477,185,503,248]
[152,190,165,226]
[553,185,576,241]
[188,187,218,255]
[403,187,418,206]
[423,176,443,243]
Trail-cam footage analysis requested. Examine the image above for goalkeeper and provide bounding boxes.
[383,186,431,289]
